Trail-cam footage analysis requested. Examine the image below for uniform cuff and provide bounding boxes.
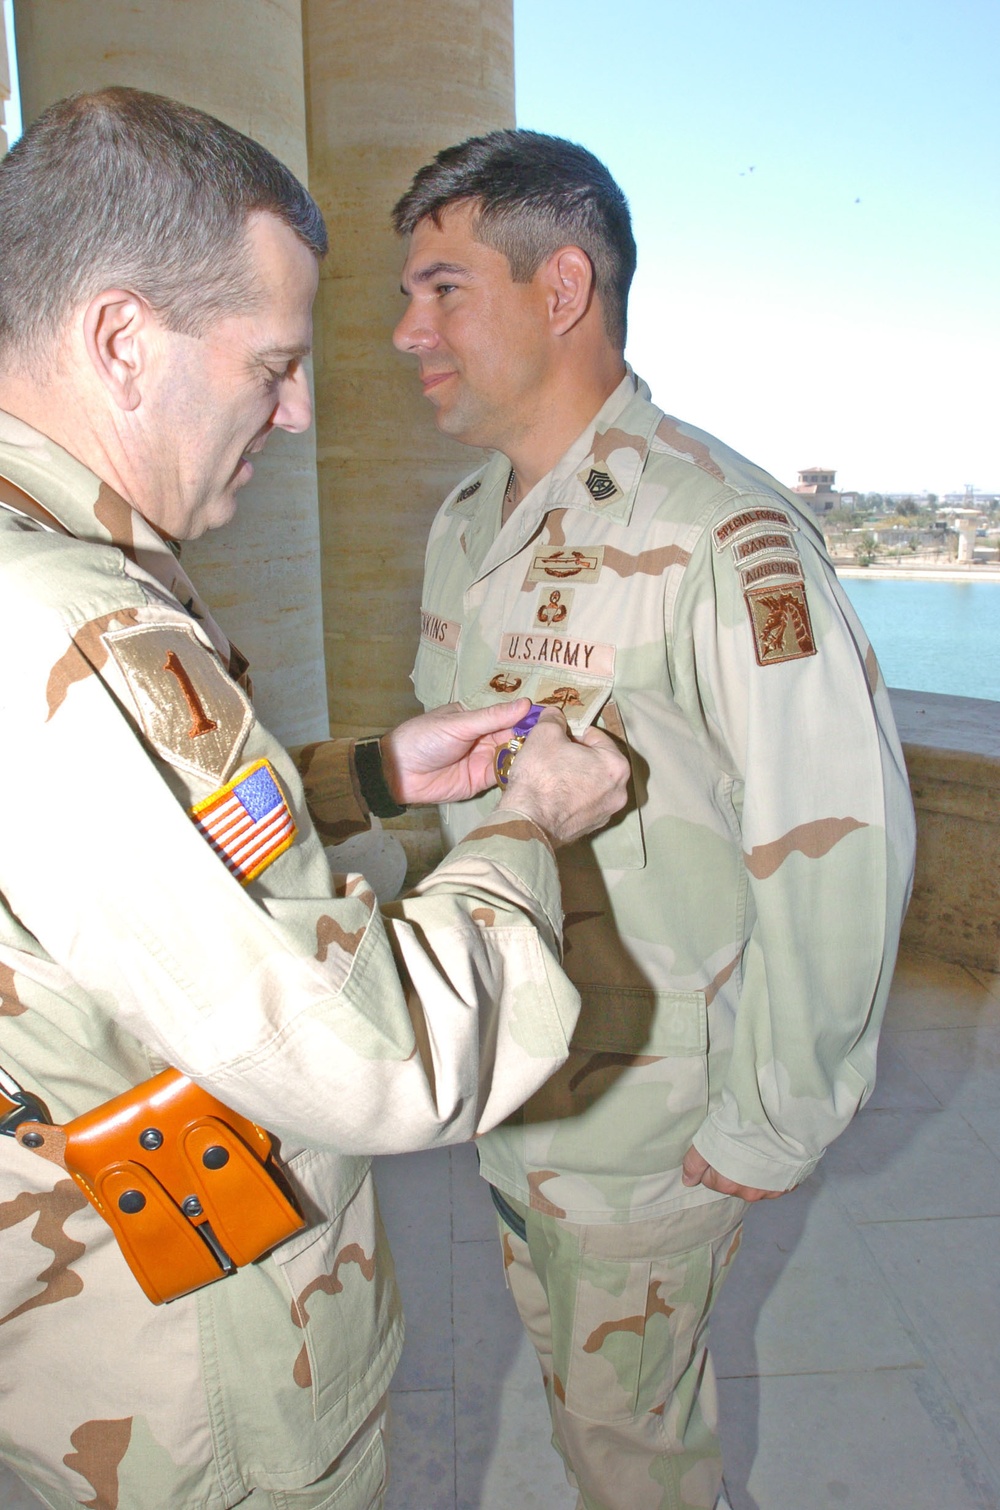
[691,1119,823,1194]
[287,738,371,843]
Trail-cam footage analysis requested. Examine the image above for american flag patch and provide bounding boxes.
[190,759,296,885]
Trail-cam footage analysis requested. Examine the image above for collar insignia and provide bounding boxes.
[580,467,620,504]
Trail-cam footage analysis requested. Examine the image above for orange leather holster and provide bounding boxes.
[15,1069,303,1305]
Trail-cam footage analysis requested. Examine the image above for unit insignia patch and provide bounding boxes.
[455,479,482,503]
[103,622,252,782]
[579,467,621,505]
[190,759,296,885]
[744,582,817,666]
[525,546,604,584]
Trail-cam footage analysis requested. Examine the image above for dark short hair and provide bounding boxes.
[0,86,328,368]
[392,129,635,348]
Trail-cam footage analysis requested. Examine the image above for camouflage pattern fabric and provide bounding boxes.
[0,408,582,1509]
[497,1192,745,1510]
[414,368,916,1499]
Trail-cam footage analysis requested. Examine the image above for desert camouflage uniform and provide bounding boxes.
[0,409,582,1510]
[413,369,916,1509]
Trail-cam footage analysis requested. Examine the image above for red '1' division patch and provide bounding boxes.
[744,581,817,666]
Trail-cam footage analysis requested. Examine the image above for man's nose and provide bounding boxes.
[392,301,437,354]
[273,361,313,434]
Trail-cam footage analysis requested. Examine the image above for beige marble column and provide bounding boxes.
[303,0,515,736]
[0,11,10,156]
[13,0,329,744]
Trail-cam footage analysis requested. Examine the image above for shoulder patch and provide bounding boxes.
[103,622,252,782]
[713,506,796,550]
[740,556,804,590]
[744,582,817,666]
[456,479,482,503]
[190,759,296,885]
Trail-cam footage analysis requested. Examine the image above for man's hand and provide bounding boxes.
[681,1147,787,1203]
[497,708,630,848]
[380,699,535,806]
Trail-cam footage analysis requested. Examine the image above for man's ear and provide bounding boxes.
[544,246,595,336]
[82,290,152,412]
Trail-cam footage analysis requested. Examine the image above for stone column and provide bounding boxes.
[0,10,11,156]
[13,0,329,745]
[303,0,515,736]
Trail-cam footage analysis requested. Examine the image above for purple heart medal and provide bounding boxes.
[494,704,545,788]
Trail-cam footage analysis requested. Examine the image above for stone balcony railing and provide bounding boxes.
[890,689,999,974]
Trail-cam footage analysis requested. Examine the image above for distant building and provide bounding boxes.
[794,467,840,513]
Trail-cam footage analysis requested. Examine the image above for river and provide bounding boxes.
[839,577,1000,703]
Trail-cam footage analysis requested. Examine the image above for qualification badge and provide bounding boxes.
[494,704,545,788]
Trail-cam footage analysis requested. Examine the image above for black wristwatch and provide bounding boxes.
[353,736,407,818]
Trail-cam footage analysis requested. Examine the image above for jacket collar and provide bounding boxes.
[451,367,664,582]
[0,409,243,674]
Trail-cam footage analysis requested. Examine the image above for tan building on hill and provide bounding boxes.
[795,466,840,512]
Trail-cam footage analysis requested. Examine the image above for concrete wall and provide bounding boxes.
[891,689,1000,973]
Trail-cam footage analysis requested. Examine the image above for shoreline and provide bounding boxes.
[834,564,1000,583]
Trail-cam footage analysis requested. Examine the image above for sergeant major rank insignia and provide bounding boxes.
[579,467,620,504]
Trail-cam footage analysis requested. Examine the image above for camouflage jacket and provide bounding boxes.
[0,410,580,1508]
[414,370,916,1222]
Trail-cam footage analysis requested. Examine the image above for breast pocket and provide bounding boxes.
[411,638,458,711]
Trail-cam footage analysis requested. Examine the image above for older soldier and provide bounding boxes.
[393,131,916,1510]
[0,94,629,1510]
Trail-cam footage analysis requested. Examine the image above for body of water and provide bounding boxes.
[840,577,1000,703]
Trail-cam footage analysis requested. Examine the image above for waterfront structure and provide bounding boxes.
[795,465,840,512]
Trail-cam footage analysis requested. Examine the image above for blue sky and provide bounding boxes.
[3,2,995,495]
[515,0,999,496]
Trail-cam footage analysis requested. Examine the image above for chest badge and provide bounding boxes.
[526,546,604,584]
[489,672,524,694]
[536,588,573,626]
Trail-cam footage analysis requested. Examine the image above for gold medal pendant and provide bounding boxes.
[493,705,544,788]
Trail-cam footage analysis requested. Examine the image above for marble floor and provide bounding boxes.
[3,948,999,1510]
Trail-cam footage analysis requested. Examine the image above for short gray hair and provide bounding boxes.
[0,87,328,368]
[392,130,636,348]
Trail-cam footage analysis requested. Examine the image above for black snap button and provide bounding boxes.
[202,1145,230,1170]
[118,1189,146,1214]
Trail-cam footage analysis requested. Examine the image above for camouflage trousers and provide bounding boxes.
[494,1191,746,1510]
[9,1399,389,1510]
[239,1400,389,1510]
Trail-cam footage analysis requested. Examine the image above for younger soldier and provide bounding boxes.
[393,130,916,1510]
